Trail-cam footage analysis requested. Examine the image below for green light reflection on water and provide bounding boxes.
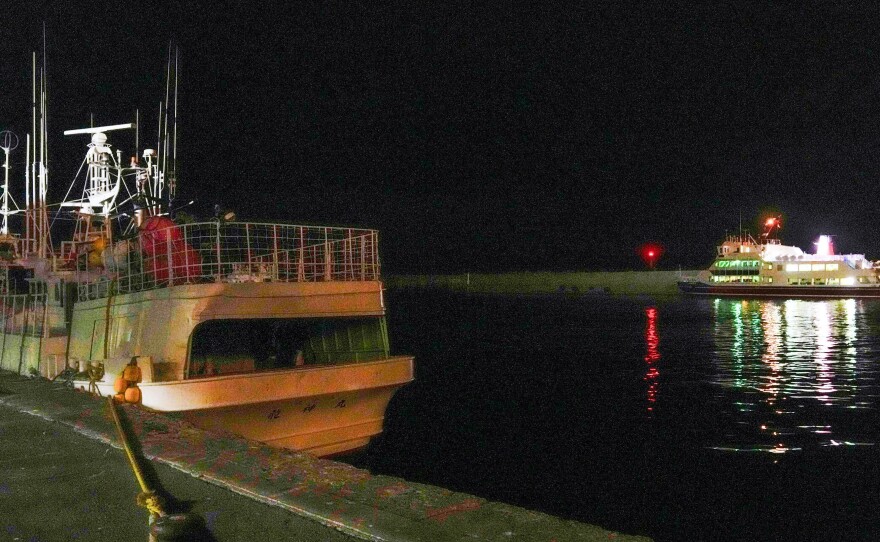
[709,297,873,454]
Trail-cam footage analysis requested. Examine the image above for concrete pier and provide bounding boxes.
[0,371,651,541]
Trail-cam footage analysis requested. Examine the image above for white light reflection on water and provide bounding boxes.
[708,298,880,453]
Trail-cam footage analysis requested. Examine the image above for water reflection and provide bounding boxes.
[709,299,879,453]
[644,307,660,412]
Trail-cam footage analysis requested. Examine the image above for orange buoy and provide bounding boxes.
[113,376,128,394]
[123,364,142,383]
[124,385,142,404]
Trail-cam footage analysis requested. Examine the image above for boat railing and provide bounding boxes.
[76,221,380,301]
[0,292,47,338]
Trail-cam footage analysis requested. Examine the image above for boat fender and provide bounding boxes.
[123,360,142,383]
[113,376,129,394]
[124,385,142,404]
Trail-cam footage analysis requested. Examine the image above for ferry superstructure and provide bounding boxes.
[678,218,880,298]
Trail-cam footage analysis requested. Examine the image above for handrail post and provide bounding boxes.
[324,228,332,281]
[298,226,305,281]
[372,231,379,279]
[360,234,366,281]
[183,224,191,283]
[272,224,279,281]
[166,227,174,285]
[245,223,252,270]
[215,221,222,282]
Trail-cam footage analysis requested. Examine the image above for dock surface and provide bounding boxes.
[0,371,651,541]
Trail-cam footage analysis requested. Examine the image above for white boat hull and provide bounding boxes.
[84,356,414,457]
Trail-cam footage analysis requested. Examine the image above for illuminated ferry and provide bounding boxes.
[0,48,413,457]
[678,217,880,298]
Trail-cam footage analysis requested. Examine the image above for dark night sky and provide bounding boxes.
[3,2,880,273]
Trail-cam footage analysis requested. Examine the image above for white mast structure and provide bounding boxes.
[60,124,133,245]
[0,131,22,240]
[25,46,51,260]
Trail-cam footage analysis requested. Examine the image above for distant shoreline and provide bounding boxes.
[385,270,699,296]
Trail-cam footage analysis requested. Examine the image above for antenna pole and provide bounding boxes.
[28,51,37,255]
[25,134,30,247]
[0,137,11,236]
[171,46,179,205]
[156,101,163,215]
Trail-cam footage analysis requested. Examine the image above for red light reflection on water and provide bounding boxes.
[644,306,661,411]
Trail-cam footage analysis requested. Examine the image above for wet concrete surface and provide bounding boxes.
[0,407,354,541]
[0,371,651,541]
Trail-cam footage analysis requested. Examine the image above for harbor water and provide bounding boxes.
[347,290,880,541]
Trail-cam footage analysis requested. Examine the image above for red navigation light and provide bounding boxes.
[638,243,664,269]
[761,215,783,238]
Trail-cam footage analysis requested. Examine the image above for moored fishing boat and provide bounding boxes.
[0,48,413,457]
[678,217,880,299]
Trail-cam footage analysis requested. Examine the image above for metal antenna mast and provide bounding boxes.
[0,131,21,237]
[170,45,179,206]
[26,39,51,259]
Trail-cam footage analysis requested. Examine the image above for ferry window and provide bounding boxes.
[777,265,783,271]
[786,264,799,272]
[798,264,812,272]
[841,277,856,286]
[811,264,825,271]
[826,263,839,271]
[188,317,389,378]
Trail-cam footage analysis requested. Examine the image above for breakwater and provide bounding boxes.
[385,270,697,297]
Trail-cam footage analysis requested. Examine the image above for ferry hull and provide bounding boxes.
[678,281,880,299]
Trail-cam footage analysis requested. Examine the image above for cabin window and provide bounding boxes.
[826,263,839,271]
[5,267,33,295]
[187,317,390,378]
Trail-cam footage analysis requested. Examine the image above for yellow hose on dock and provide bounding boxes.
[107,397,165,517]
